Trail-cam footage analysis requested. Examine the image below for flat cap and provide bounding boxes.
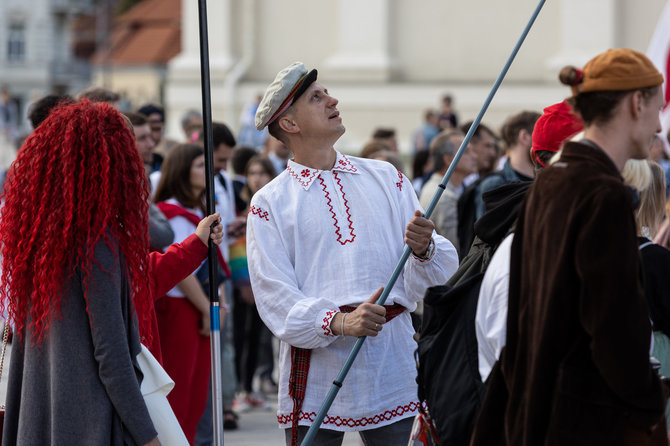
[255,62,317,130]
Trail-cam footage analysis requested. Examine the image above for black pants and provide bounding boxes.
[284,416,414,446]
[232,289,264,392]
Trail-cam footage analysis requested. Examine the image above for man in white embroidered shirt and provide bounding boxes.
[246,62,459,446]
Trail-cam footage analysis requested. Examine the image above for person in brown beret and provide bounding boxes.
[471,48,668,445]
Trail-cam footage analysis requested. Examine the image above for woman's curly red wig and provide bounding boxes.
[0,100,152,344]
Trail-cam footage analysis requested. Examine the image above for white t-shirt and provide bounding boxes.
[475,233,513,382]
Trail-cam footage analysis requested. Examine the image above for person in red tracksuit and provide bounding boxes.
[153,143,230,444]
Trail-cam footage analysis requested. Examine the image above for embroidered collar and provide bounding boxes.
[286,151,360,190]
[332,152,359,174]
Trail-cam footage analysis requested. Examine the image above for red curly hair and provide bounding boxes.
[0,100,152,344]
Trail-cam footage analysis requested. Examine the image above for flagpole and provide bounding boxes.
[197,0,225,444]
[300,0,547,444]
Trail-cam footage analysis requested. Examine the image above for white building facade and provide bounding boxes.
[165,0,668,155]
[0,0,94,161]
[0,0,94,117]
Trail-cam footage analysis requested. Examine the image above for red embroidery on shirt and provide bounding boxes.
[277,401,420,427]
[333,172,355,243]
[396,170,404,191]
[287,165,319,188]
[249,205,270,221]
[321,310,337,337]
[335,154,358,173]
[319,175,356,245]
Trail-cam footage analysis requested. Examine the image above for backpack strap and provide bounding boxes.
[639,241,654,251]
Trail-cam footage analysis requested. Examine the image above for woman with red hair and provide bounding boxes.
[0,100,161,445]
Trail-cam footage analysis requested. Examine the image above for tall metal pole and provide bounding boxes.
[301,0,547,443]
[197,0,224,444]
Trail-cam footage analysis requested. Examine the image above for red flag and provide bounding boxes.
[647,0,670,152]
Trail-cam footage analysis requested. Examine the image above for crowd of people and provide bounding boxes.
[2,46,670,446]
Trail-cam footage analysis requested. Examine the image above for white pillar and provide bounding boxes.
[322,0,396,82]
[545,0,618,77]
[165,0,234,139]
[168,0,233,78]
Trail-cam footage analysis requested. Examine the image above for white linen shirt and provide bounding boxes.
[247,152,458,431]
[475,233,513,382]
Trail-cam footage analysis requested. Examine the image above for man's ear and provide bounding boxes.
[279,115,299,134]
[519,129,532,147]
[630,90,644,120]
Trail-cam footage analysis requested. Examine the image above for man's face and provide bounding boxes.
[213,143,233,173]
[450,135,477,174]
[134,123,155,164]
[147,113,164,144]
[291,82,345,139]
[470,130,497,173]
[632,88,664,160]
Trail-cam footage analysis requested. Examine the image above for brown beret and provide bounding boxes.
[569,48,663,96]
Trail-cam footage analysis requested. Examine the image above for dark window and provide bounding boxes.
[7,23,25,62]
